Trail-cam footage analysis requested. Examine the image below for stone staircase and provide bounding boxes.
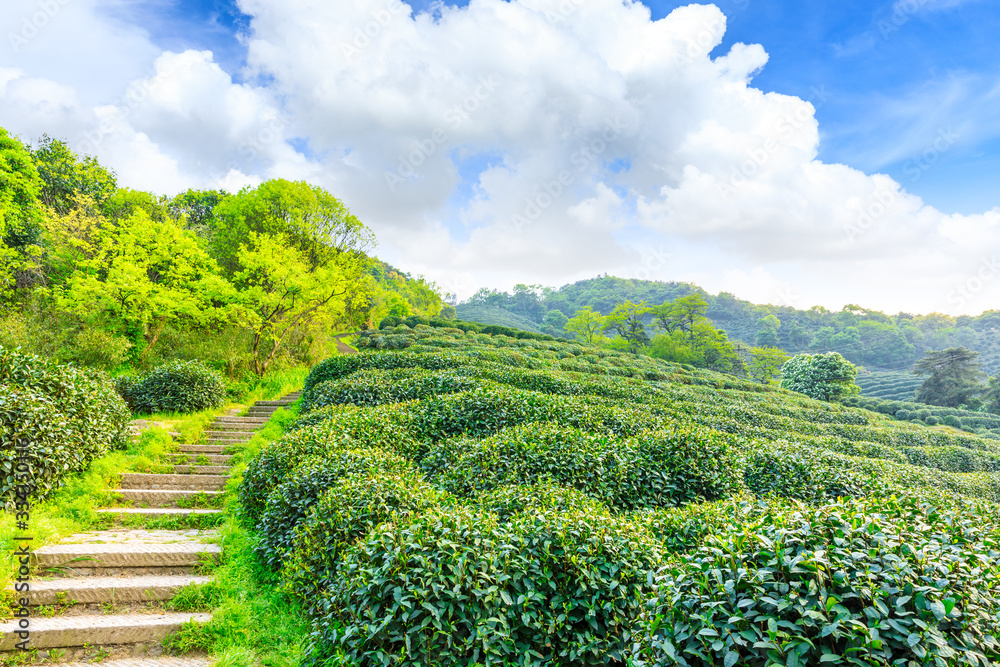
[1,391,301,664]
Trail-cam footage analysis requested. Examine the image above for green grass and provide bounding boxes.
[163,405,311,666]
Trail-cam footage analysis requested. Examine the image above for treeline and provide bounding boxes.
[463,277,1000,373]
[0,128,443,379]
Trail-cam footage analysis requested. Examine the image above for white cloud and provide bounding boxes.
[1,0,999,316]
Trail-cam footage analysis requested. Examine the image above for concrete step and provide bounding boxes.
[97,508,223,516]
[35,539,221,573]
[54,660,212,667]
[0,613,211,650]
[28,574,213,606]
[212,416,268,424]
[206,423,260,432]
[111,489,222,508]
[119,474,227,491]
[202,431,253,440]
[171,465,230,475]
[253,399,297,406]
[165,454,232,466]
[178,445,228,455]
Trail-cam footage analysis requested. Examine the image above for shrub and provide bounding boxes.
[255,448,416,568]
[300,368,475,413]
[307,503,660,667]
[926,415,942,426]
[123,360,227,414]
[427,422,740,510]
[633,495,1000,667]
[282,468,448,611]
[0,346,130,505]
[742,441,890,502]
[944,415,963,429]
[895,409,911,420]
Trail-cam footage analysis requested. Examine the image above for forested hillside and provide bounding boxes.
[462,277,1000,373]
[0,127,442,381]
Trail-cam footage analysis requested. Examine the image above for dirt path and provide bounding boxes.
[334,332,360,356]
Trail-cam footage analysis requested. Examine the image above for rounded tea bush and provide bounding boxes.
[0,345,130,505]
[305,503,661,667]
[633,495,1000,667]
[925,415,942,426]
[124,360,227,414]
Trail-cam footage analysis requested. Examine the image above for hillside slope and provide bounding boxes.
[242,324,1000,666]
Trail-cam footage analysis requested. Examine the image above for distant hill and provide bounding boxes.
[461,276,1000,375]
[456,304,545,334]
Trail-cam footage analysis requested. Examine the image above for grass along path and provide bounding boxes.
[0,392,302,665]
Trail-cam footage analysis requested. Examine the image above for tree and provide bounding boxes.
[29,135,117,214]
[650,293,708,341]
[748,347,790,385]
[0,128,44,295]
[603,301,649,354]
[780,352,859,402]
[52,207,233,360]
[212,180,375,374]
[913,347,985,408]
[564,307,605,345]
[543,309,569,333]
[982,375,1000,415]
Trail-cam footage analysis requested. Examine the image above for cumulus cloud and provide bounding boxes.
[2,0,999,315]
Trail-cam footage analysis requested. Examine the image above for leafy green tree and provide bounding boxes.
[781,352,859,402]
[0,128,44,295]
[543,309,569,333]
[169,189,226,238]
[603,301,650,354]
[30,135,117,214]
[212,180,375,373]
[913,347,985,408]
[650,294,708,342]
[564,307,605,345]
[53,208,232,359]
[748,346,790,385]
[982,375,1000,415]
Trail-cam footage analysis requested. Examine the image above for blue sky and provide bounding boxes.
[4,0,998,314]
[124,0,1000,215]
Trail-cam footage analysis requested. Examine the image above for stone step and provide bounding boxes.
[119,474,226,491]
[171,465,230,475]
[0,613,211,650]
[165,454,232,465]
[212,416,269,424]
[55,660,212,667]
[97,508,223,516]
[56,660,212,667]
[178,445,228,454]
[254,399,298,406]
[35,540,221,573]
[28,574,213,605]
[202,431,253,440]
[111,489,222,508]
[244,409,278,416]
[206,423,261,432]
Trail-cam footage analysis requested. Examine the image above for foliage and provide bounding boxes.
[0,345,129,505]
[914,347,986,409]
[0,128,44,297]
[632,495,1000,667]
[564,305,606,344]
[856,370,922,401]
[781,352,859,402]
[29,135,117,215]
[118,360,227,414]
[746,346,790,384]
[604,300,651,353]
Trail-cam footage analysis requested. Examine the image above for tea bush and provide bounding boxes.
[119,360,227,414]
[0,345,130,505]
[255,447,416,568]
[633,495,1000,667]
[306,503,660,667]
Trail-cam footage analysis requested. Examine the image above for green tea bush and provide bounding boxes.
[633,495,1000,667]
[743,441,894,502]
[926,415,942,426]
[255,448,416,568]
[282,468,449,611]
[307,503,660,667]
[300,368,475,412]
[121,360,227,414]
[0,346,130,504]
[944,415,963,429]
[471,480,607,520]
[427,422,740,510]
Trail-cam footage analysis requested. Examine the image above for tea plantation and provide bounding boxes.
[241,325,1000,666]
